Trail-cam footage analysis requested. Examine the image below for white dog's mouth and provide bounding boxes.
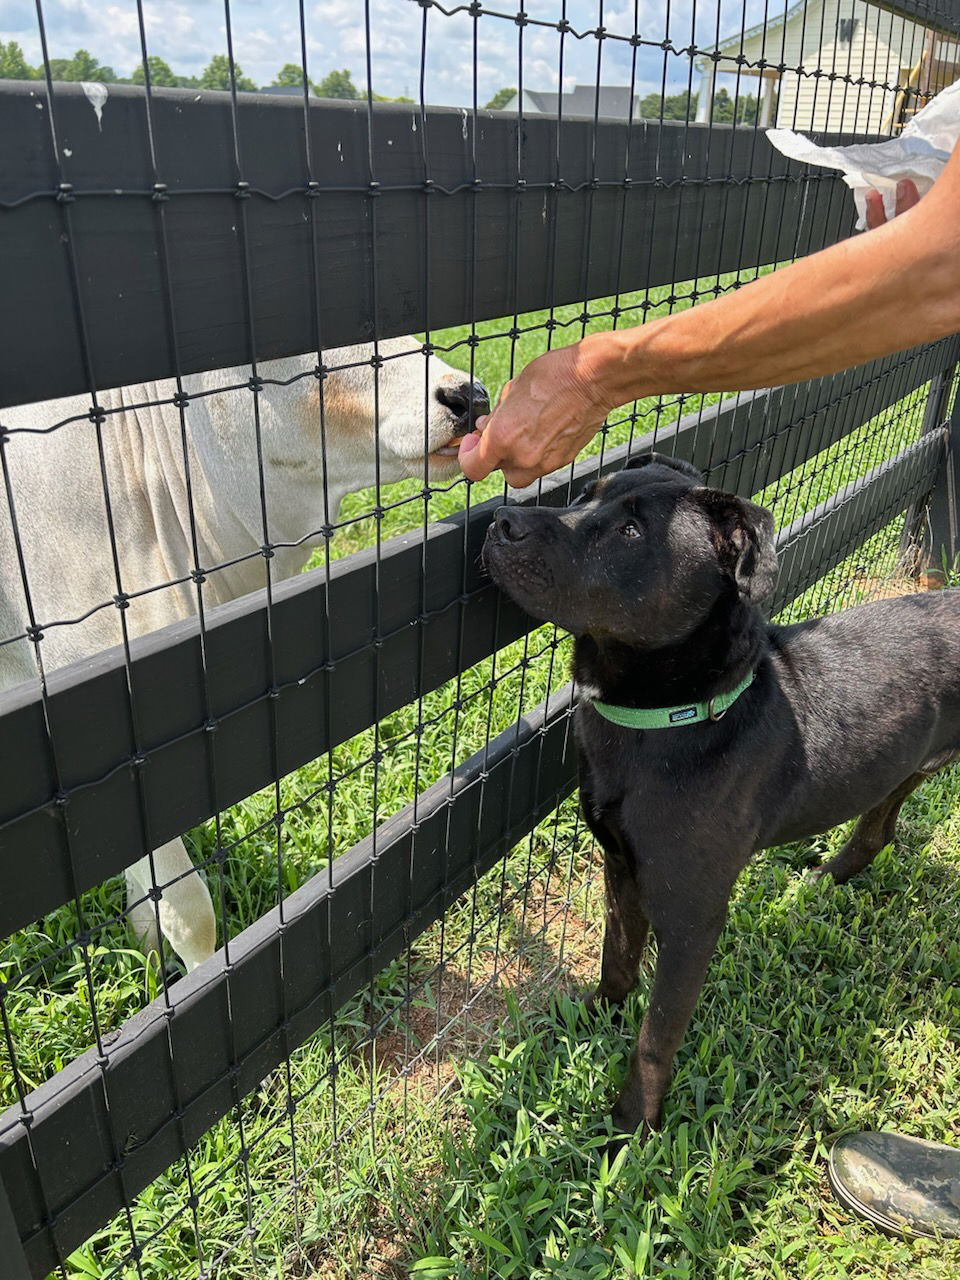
[429,442,462,460]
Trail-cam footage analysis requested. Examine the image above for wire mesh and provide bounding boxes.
[0,1,959,1276]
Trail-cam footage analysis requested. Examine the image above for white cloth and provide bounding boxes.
[766,77,960,229]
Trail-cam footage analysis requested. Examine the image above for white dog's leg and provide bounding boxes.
[125,840,217,972]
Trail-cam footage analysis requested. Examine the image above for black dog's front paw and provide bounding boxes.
[611,1093,645,1138]
[579,985,630,1018]
[579,986,606,1017]
[595,1094,654,1164]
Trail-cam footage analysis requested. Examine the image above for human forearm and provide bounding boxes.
[582,203,960,403]
[459,143,960,487]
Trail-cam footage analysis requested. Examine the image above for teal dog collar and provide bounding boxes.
[589,671,755,729]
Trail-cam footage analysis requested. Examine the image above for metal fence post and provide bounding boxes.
[901,367,959,579]
[0,1175,32,1280]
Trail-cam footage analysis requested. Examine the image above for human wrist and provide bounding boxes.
[577,324,673,412]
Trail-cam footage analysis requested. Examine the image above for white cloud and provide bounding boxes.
[2,0,777,102]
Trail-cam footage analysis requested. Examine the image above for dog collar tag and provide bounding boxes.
[669,707,698,723]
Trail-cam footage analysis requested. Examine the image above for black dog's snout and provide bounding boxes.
[494,506,529,542]
[436,378,490,437]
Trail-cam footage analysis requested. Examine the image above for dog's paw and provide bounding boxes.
[579,986,628,1018]
[579,987,604,1017]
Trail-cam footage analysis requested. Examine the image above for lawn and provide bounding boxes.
[4,270,959,1279]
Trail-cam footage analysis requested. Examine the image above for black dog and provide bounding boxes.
[483,452,960,1135]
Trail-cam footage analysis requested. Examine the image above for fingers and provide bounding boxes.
[458,428,499,482]
[895,177,920,215]
[458,426,543,488]
[501,464,541,489]
[865,188,886,230]
[866,179,921,230]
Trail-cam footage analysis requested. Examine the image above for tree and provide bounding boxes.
[639,90,693,120]
[0,40,36,80]
[315,68,359,99]
[637,87,758,125]
[714,87,758,124]
[47,48,116,83]
[273,63,308,88]
[131,56,179,88]
[199,54,257,92]
[485,87,517,110]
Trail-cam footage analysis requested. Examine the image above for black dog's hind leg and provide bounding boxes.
[811,771,927,885]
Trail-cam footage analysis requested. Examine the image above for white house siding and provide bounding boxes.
[716,0,930,134]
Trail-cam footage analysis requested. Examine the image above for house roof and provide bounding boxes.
[712,0,808,54]
[875,1,960,37]
[522,89,560,112]
[710,0,960,54]
[518,83,639,119]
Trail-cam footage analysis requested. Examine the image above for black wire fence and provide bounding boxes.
[1,1,959,1276]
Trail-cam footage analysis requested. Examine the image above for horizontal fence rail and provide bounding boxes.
[2,684,580,1277]
[1,418,949,1273]
[0,84,868,408]
[1,334,956,940]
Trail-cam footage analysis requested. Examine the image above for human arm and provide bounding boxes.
[460,148,960,487]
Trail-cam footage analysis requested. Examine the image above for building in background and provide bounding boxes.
[697,0,960,134]
[499,83,640,120]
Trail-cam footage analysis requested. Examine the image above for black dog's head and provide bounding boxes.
[482,453,778,647]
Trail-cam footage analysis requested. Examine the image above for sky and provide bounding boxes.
[2,0,778,106]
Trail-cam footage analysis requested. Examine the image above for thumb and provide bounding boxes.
[458,428,500,482]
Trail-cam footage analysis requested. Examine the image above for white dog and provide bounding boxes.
[0,338,487,971]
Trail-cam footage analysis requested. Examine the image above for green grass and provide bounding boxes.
[3,273,957,1279]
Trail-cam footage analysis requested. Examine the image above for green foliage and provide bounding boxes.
[130,56,179,88]
[639,89,693,119]
[0,40,36,80]
[486,86,517,110]
[272,62,307,88]
[712,86,759,124]
[639,87,758,124]
[315,67,359,99]
[199,54,257,92]
[46,48,116,83]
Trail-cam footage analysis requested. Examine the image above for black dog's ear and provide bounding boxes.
[624,451,704,482]
[695,489,778,604]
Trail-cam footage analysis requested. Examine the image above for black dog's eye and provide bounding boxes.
[619,521,641,539]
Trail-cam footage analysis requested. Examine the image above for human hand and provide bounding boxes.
[457,337,615,487]
[864,177,921,229]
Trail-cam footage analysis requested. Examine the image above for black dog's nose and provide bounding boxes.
[494,506,528,542]
[436,377,490,437]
